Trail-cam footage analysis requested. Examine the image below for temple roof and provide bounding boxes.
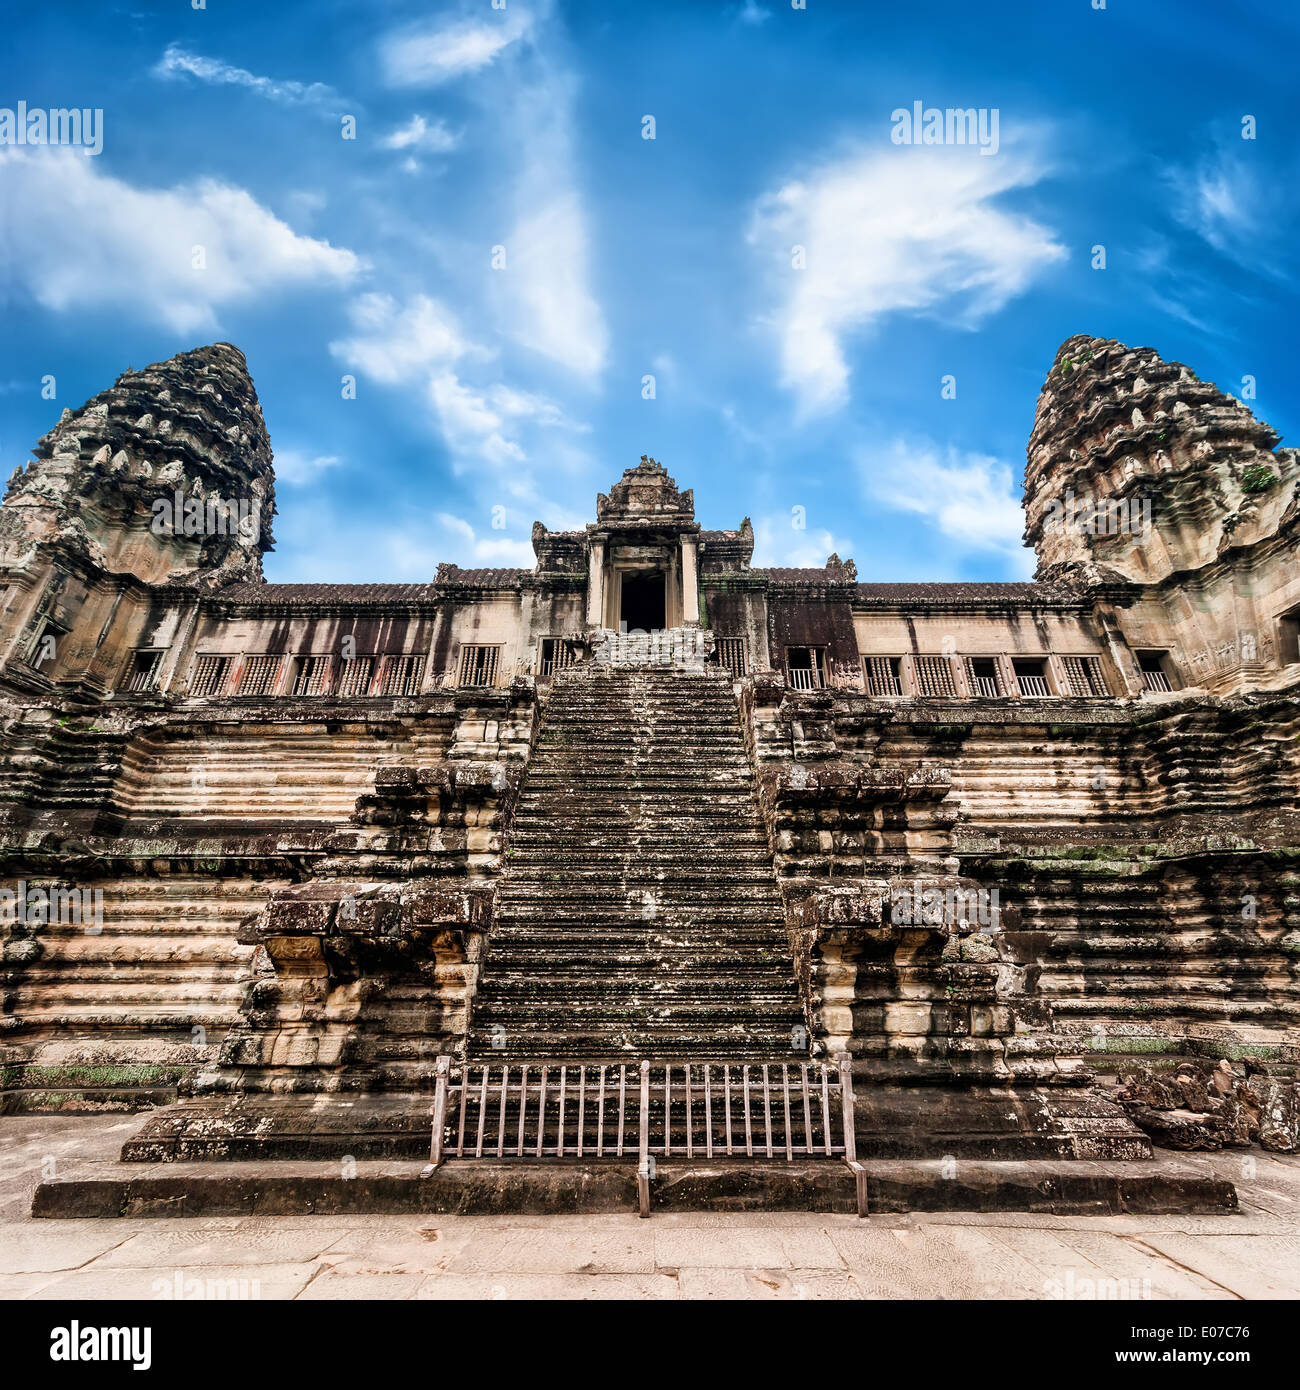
[754,567,853,584]
[213,566,535,602]
[207,576,1078,609]
[211,582,443,605]
[852,580,1077,606]
[434,567,527,588]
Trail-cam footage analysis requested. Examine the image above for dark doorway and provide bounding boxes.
[1281,610,1300,665]
[620,571,665,632]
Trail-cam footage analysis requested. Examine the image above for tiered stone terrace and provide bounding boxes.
[0,334,1296,1195]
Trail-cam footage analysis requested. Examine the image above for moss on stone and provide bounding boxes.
[4,1064,186,1088]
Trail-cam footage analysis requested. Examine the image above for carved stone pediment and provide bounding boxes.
[594,455,695,527]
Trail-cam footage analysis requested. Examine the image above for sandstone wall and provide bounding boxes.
[738,675,1300,1088]
[0,686,532,1109]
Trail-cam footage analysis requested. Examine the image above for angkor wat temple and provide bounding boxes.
[2,335,1297,1212]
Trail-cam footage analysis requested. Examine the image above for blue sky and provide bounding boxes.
[2,0,1296,582]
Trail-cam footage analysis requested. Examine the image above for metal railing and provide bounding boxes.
[427,1054,866,1217]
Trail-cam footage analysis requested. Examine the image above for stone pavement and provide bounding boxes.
[1,1115,1297,1300]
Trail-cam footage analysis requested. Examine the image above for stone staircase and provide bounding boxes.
[467,666,805,1060]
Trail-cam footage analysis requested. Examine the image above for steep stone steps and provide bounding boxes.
[467,667,803,1060]
[479,967,795,986]
[473,996,798,1024]
[485,928,790,950]
[469,1027,805,1060]
[498,888,791,912]
[508,814,766,833]
[536,717,745,731]
[516,776,757,791]
[479,974,798,998]
[491,911,787,930]
[507,824,770,839]
[501,877,786,896]
[503,849,778,868]
[502,852,783,868]
[525,786,758,798]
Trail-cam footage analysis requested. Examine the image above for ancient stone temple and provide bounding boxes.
[2,335,1297,1210]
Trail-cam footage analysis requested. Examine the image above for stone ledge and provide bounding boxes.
[31,1154,1236,1219]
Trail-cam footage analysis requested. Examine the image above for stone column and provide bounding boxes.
[680,537,699,628]
[587,539,606,629]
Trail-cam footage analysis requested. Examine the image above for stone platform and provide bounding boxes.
[116,1089,1151,1164]
[29,1098,1233,1219]
[9,1116,1293,1302]
[33,1153,1235,1221]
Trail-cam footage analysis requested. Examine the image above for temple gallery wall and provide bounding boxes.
[1,332,1297,1185]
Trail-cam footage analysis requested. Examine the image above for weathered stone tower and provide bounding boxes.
[0,344,275,700]
[1025,335,1300,694]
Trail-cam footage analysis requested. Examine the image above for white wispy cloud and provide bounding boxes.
[504,189,608,377]
[370,4,607,379]
[651,352,679,389]
[480,33,609,379]
[718,404,771,453]
[430,373,526,468]
[384,532,443,578]
[330,291,584,479]
[859,437,1031,571]
[1131,239,1221,335]
[749,143,1065,414]
[1167,141,1291,280]
[1172,148,1257,254]
[280,513,448,582]
[153,44,336,106]
[436,512,535,565]
[380,115,460,154]
[491,383,586,430]
[273,449,344,487]
[350,0,605,474]
[0,149,361,333]
[330,292,479,385]
[429,374,588,487]
[752,515,856,569]
[283,189,329,224]
[379,10,534,87]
